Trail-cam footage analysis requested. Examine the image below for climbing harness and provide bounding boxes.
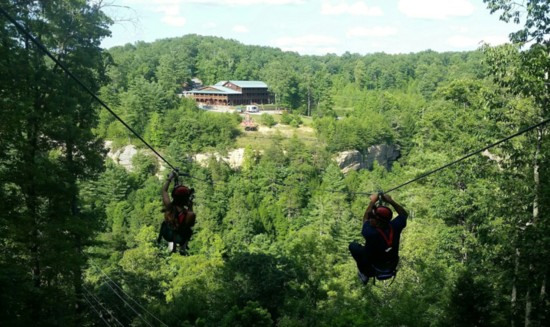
[371,257,399,285]
[376,225,394,253]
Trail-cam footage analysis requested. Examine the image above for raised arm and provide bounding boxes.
[162,171,176,207]
[382,194,408,218]
[363,193,379,223]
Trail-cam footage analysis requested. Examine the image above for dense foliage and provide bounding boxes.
[1,1,550,326]
[0,0,111,325]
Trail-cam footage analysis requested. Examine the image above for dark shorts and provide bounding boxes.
[349,242,399,279]
[159,221,192,245]
[349,242,375,277]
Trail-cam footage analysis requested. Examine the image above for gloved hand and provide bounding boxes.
[168,170,178,180]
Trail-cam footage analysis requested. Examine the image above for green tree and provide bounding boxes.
[120,76,172,136]
[144,111,166,149]
[156,51,192,93]
[259,113,276,128]
[222,301,273,327]
[0,1,111,324]
[482,2,550,324]
[261,60,301,110]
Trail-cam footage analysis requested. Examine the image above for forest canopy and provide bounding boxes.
[1,1,549,326]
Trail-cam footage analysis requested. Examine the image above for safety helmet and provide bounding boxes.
[373,206,393,222]
[172,185,193,199]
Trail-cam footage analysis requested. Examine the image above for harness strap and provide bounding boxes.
[376,225,394,252]
[175,208,188,225]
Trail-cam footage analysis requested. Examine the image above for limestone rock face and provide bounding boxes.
[365,144,401,170]
[105,142,138,171]
[335,150,364,173]
[106,141,247,172]
[335,144,401,173]
[226,148,245,168]
[105,141,401,175]
[193,148,245,169]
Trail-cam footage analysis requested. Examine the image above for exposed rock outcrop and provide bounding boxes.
[193,148,245,169]
[365,144,401,170]
[106,140,400,175]
[335,150,364,174]
[335,144,401,173]
[105,141,138,171]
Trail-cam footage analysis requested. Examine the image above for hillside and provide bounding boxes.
[2,3,550,326]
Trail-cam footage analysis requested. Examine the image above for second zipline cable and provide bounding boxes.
[0,6,178,172]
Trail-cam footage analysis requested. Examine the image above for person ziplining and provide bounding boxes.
[157,170,196,255]
[349,193,408,284]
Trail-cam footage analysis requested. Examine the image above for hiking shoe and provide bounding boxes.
[357,271,369,284]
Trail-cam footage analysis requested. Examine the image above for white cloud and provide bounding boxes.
[274,35,339,46]
[449,25,470,33]
[479,35,510,46]
[233,25,249,33]
[398,0,475,20]
[346,26,398,38]
[148,1,188,27]
[202,22,217,29]
[447,35,478,48]
[155,4,179,16]
[321,1,383,16]
[162,15,186,27]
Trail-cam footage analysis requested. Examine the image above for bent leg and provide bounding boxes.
[349,242,374,277]
[179,213,195,246]
[157,223,163,244]
[159,221,174,243]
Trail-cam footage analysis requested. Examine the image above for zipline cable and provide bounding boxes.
[92,263,169,327]
[96,276,155,327]
[101,292,136,325]
[83,286,124,327]
[0,6,177,172]
[82,290,118,326]
[91,281,138,325]
[82,292,113,327]
[384,116,550,193]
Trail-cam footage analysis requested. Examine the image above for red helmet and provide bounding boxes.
[374,206,393,222]
[172,185,192,198]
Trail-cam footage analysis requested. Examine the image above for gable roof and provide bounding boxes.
[216,81,268,88]
[186,85,241,95]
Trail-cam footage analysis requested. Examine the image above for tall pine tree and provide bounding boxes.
[0,1,111,325]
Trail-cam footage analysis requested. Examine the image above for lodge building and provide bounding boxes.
[183,80,270,106]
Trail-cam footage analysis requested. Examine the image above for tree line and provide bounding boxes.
[1,0,549,326]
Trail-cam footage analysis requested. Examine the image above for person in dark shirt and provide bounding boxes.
[158,171,196,255]
[349,193,408,284]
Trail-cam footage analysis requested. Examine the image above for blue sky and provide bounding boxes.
[101,0,519,55]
